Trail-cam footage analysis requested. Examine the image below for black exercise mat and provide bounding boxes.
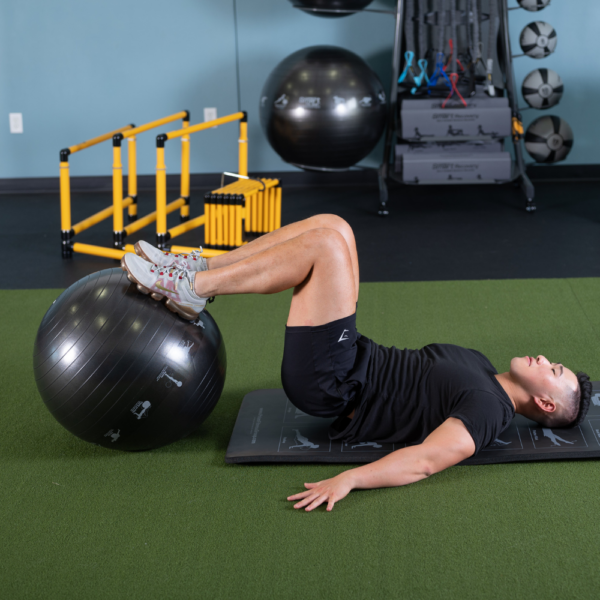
[225,385,600,464]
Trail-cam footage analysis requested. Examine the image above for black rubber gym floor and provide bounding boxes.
[4,178,600,289]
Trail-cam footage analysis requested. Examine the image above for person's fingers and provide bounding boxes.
[287,481,327,502]
[287,490,313,501]
[305,494,327,512]
[289,480,345,511]
[294,492,320,509]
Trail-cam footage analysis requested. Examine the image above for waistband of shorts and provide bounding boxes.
[285,311,356,334]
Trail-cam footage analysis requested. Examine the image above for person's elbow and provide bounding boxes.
[416,457,436,478]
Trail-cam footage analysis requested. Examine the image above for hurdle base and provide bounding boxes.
[61,229,74,259]
[113,231,126,249]
[156,232,171,250]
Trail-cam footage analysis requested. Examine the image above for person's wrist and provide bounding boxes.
[339,469,358,490]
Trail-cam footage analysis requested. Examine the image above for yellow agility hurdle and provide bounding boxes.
[155,111,282,251]
[60,111,190,259]
[60,110,282,261]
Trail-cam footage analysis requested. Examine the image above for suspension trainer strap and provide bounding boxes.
[450,0,458,75]
[471,0,482,62]
[418,0,428,63]
[437,0,446,56]
[466,0,473,61]
[402,0,416,84]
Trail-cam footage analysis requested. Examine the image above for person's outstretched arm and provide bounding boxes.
[287,417,476,512]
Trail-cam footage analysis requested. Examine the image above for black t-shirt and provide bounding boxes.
[329,337,515,453]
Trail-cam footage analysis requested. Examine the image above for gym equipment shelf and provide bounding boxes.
[291,1,535,215]
[378,0,535,214]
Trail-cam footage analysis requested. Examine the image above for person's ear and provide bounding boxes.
[534,397,556,414]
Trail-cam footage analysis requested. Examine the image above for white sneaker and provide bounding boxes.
[121,253,209,320]
[134,240,208,272]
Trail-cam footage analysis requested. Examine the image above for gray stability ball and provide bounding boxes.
[33,268,226,452]
[289,0,374,18]
[260,45,387,170]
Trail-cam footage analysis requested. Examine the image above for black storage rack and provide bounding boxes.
[291,1,536,215]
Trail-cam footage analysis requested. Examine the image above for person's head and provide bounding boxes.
[509,355,592,427]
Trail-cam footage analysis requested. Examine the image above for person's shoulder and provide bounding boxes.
[463,388,515,427]
[427,357,488,393]
[450,389,514,453]
[465,348,496,371]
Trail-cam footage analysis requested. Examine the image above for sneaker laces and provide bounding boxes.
[151,264,195,293]
[164,246,203,261]
[151,262,212,302]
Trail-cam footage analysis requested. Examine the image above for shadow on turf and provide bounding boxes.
[24,389,245,461]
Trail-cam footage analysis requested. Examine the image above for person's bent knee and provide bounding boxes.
[306,227,349,262]
[307,215,355,250]
[310,214,351,236]
[306,227,346,246]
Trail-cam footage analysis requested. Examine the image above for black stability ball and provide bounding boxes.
[260,45,387,170]
[289,0,374,18]
[33,268,226,452]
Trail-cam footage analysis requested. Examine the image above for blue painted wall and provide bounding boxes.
[0,0,594,179]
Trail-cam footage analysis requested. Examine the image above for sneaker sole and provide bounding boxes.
[134,241,154,264]
[120,256,201,321]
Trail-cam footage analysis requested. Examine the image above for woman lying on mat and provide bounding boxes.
[121,214,592,512]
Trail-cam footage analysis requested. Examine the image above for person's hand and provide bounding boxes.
[287,472,354,512]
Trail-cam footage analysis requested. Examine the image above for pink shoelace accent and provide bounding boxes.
[149,265,194,299]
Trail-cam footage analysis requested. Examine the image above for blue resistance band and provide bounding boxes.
[411,59,430,94]
[428,52,452,92]
[398,51,415,84]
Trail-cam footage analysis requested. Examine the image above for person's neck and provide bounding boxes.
[494,372,526,414]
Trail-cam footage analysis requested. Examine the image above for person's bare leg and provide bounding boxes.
[194,228,357,326]
[206,214,360,299]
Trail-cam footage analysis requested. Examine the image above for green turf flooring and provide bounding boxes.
[2,279,600,599]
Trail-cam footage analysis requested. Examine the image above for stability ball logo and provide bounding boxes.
[274,94,289,109]
[157,366,183,389]
[131,400,152,420]
[299,97,321,109]
[104,429,121,443]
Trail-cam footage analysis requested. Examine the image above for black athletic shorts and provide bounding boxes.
[281,312,370,418]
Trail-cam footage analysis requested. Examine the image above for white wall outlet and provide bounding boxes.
[204,107,217,122]
[9,113,23,134]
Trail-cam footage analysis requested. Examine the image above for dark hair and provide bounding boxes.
[569,371,592,427]
[535,371,592,429]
